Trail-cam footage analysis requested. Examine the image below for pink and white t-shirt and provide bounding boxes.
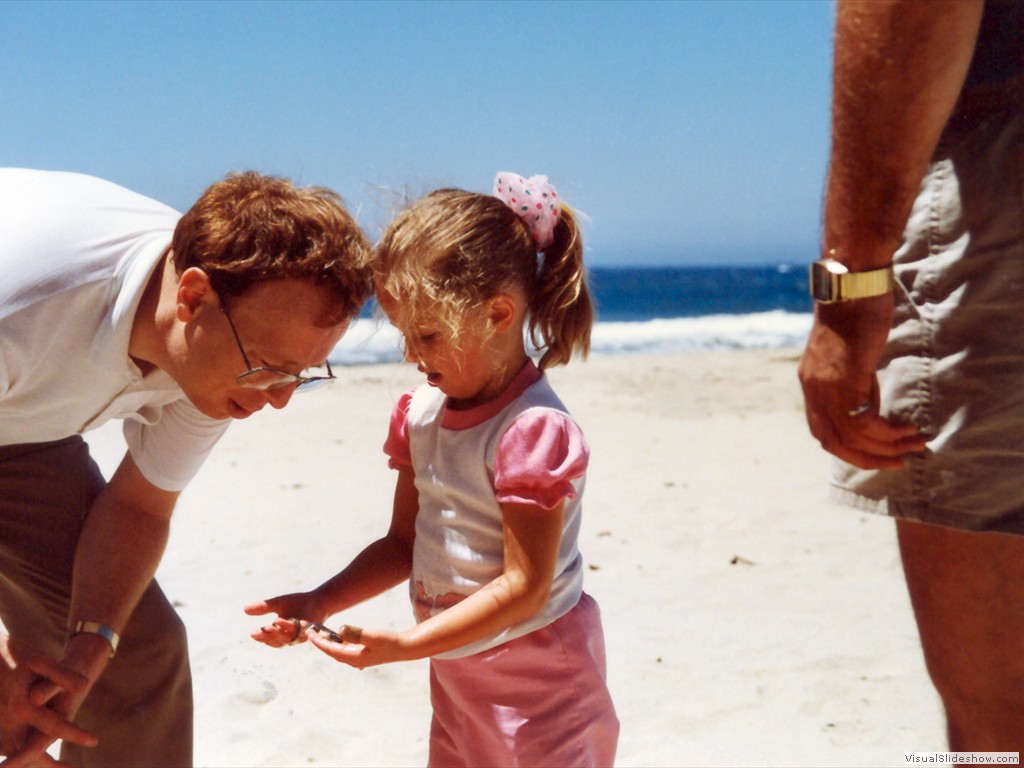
[384,361,589,659]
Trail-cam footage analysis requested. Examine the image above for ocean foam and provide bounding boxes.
[328,311,813,366]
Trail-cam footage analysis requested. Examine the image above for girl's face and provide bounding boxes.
[379,292,522,410]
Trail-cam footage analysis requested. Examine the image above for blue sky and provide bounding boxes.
[1,0,834,266]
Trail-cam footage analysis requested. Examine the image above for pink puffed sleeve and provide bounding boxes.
[494,409,589,510]
[383,389,415,469]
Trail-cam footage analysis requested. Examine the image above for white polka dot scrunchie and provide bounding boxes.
[493,172,561,251]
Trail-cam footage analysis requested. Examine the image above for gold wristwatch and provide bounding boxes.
[810,257,894,303]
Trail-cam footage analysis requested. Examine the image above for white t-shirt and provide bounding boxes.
[385,362,587,659]
[0,168,230,491]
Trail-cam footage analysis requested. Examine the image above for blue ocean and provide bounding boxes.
[330,264,814,365]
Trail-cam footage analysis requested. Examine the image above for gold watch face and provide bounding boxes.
[810,260,841,302]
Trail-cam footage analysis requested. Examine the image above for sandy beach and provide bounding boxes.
[74,349,944,766]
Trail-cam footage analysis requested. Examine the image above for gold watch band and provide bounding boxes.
[811,257,894,303]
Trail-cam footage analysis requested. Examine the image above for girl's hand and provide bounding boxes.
[244,593,325,648]
[248,617,308,648]
[306,626,407,669]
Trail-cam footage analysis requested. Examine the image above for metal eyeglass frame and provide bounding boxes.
[220,302,335,392]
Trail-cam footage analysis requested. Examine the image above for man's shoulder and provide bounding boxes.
[0,169,178,319]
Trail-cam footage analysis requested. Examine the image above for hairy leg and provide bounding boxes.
[898,518,1024,751]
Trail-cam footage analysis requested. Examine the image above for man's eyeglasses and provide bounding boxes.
[220,302,335,392]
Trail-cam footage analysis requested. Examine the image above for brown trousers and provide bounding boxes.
[0,436,192,767]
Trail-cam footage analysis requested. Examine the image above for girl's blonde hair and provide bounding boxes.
[375,188,593,370]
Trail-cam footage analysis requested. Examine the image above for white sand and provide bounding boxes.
[74,350,944,766]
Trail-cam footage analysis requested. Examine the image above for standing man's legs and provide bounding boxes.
[898,518,1024,751]
[0,437,193,767]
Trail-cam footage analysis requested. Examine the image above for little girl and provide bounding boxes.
[247,172,619,767]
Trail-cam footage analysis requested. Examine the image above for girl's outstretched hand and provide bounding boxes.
[306,626,407,669]
[244,593,325,648]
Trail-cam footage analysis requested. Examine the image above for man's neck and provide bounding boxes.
[128,248,175,376]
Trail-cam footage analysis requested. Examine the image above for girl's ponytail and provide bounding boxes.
[493,172,593,369]
[529,205,593,369]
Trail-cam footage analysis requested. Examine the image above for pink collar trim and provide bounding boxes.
[441,359,542,430]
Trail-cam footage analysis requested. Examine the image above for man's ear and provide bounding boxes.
[176,267,215,322]
[487,293,518,333]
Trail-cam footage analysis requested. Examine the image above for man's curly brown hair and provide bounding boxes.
[171,171,372,326]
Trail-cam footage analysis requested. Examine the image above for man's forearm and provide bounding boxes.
[824,0,983,267]
[70,499,170,635]
[64,455,177,680]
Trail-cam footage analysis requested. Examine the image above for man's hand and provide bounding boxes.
[0,634,96,765]
[798,294,927,469]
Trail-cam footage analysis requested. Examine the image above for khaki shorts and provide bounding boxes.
[830,78,1024,533]
[0,436,193,766]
